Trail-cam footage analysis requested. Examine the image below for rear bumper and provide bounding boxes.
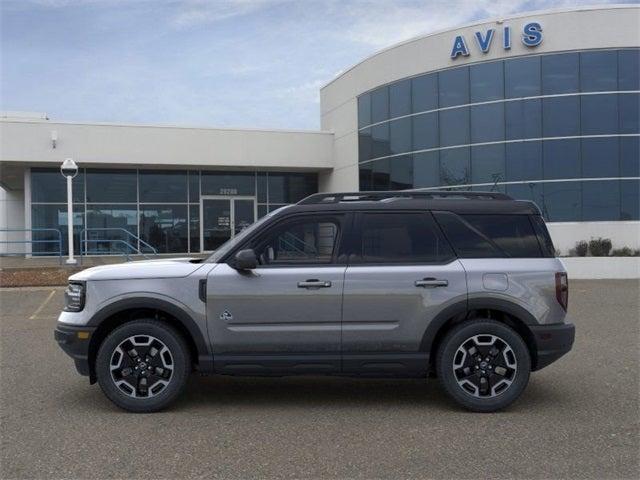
[54,324,96,377]
[530,322,575,371]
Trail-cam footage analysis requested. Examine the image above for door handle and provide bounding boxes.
[297,279,332,289]
[415,278,448,288]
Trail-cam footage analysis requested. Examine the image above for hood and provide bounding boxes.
[69,257,208,281]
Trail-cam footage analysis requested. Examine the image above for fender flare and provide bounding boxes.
[419,297,538,356]
[87,297,213,373]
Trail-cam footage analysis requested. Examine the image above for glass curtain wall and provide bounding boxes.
[357,48,640,222]
[30,168,317,255]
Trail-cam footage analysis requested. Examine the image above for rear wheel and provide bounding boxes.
[436,319,530,412]
[96,320,191,412]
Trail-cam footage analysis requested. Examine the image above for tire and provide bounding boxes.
[96,320,191,413]
[436,319,531,412]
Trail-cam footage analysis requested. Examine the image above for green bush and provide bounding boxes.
[588,237,612,257]
[610,247,640,257]
[572,240,589,257]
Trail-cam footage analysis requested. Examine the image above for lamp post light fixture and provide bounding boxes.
[60,158,78,265]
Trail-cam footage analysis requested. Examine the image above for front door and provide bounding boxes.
[201,196,256,252]
[207,213,347,374]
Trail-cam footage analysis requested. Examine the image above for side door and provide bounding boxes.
[207,213,348,374]
[341,211,467,375]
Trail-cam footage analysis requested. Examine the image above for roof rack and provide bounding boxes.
[298,189,512,205]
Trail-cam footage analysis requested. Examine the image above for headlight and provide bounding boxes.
[64,282,85,312]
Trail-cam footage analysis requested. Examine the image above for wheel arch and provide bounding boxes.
[87,298,212,383]
[422,298,539,372]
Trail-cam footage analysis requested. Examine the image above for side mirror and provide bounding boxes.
[233,249,257,270]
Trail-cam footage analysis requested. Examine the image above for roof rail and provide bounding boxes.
[298,189,512,205]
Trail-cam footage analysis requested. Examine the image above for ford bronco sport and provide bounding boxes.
[55,190,575,412]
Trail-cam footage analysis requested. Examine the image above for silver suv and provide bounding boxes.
[55,190,575,413]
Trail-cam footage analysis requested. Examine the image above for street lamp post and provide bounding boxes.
[60,158,78,265]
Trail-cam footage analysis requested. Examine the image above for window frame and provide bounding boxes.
[349,210,456,266]
[227,212,350,268]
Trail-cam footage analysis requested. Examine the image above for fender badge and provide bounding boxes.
[219,310,233,321]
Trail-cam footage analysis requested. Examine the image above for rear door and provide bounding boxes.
[341,211,467,375]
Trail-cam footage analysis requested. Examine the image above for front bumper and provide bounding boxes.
[54,324,96,377]
[530,322,575,371]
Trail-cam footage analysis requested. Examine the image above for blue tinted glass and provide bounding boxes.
[412,112,438,150]
[506,99,542,140]
[505,142,543,181]
[582,181,620,221]
[31,168,85,203]
[189,204,199,252]
[619,93,639,134]
[580,51,618,92]
[440,147,470,185]
[86,169,136,203]
[470,103,504,143]
[412,73,438,112]
[439,108,470,147]
[621,179,640,220]
[359,128,373,162]
[542,181,581,222]
[358,94,372,128]
[256,172,267,203]
[371,87,389,123]
[471,144,505,185]
[389,117,412,155]
[543,139,580,180]
[390,155,414,189]
[267,173,316,204]
[582,137,619,178]
[619,49,640,91]
[439,67,469,107]
[86,204,138,253]
[372,159,390,190]
[505,56,541,98]
[620,136,640,177]
[543,96,580,137]
[359,163,372,191]
[140,205,188,253]
[31,204,84,255]
[581,94,619,135]
[506,183,544,212]
[542,53,579,94]
[413,151,440,188]
[371,123,390,158]
[390,79,411,118]
[470,61,504,102]
[188,171,199,202]
[139,170,187,203]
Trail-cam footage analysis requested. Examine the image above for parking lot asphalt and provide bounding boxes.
[1,280,638,479]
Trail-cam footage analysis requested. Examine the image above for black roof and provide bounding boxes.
[284,189,541,215]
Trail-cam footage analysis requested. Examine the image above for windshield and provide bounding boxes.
[206,205,293,263]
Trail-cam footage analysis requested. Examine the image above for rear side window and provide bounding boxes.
[530,215,556,257]
[355,212,454,264]
[434,212,544,258]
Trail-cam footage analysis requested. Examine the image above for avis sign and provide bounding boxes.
[450,22,543,59]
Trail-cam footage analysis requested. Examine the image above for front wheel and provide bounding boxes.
[436,319,530,412]
[96,320,191,412]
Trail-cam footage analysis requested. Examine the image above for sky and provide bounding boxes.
[1,0,636,130]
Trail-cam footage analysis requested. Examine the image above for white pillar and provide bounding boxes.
[65,175,76,265]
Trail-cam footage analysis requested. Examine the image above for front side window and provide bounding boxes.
[355,212,454,264]
[253,217,341,266]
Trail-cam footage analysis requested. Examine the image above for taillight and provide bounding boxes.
[555,272,568,311]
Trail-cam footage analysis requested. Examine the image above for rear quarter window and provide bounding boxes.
[434,212,546,258]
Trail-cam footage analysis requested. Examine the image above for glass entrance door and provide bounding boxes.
[201,196,256,252]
